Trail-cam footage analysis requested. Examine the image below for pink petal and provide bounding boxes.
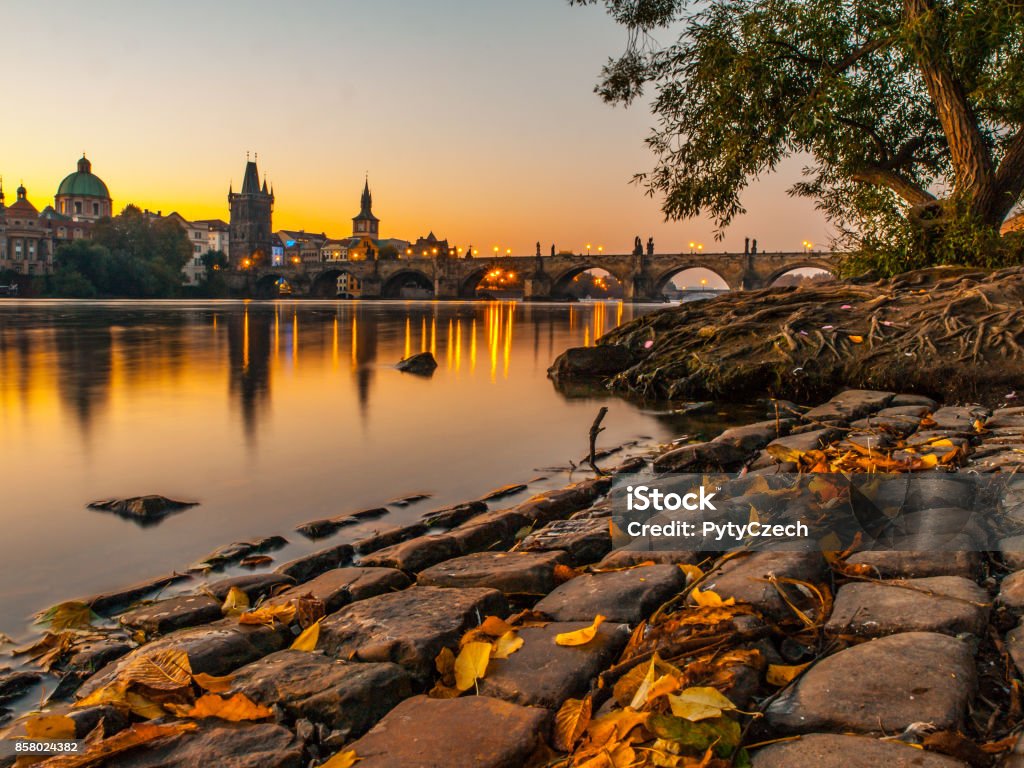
[643,340,654,349]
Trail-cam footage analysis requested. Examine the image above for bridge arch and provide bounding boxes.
[652,265,734,295]
[550,264,631,297]
[764,261,837,288]
[254,273,292,299]
[310,267,362,298]
[382,269,435,299]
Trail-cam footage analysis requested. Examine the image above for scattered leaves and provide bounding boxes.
[192,672,236,693]
[690,587,735,607]
[36,722,198,768]
[35,601,96,631]
[667,687,737,722]
[290,619,321,652]
[184,692,274,722]
[554,695,593,752]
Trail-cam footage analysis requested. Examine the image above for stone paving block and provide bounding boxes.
[713,420,792,451]
[358,534,460,573]
[205,573,296,602]
[764,632,976,735]
[417,551,569,596]
[478,621,629,708]
[353,523,430,555]
[275,543,355,582]
[319,586,507,684]
[446,510,530,554]
[652,441,751,473]
[595,548,701,569]
[703,551,827,621]
[751,733,968,767]
[119,594,222,636]
[765,428,843,463]
[998,570,1024,614]
[846,542,981,579]
[826,576,990,638]
[101,723,304,768]
[889,394,938,409]
[518,518,611,565]
[513,477,612,526]
[803,390,895,423]
[271,567,410,613]
[226,650,412,738]
[77,619,289,699]
[928,406,989,431]
[342,695,550,768]
[533,564,686,624]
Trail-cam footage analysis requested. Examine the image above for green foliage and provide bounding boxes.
[48,207,192,298]
[572,0,1024,273]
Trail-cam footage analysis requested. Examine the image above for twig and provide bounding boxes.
[588,407,610,476]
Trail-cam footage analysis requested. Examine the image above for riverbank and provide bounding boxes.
[3,388,1024,767]
[571,266,1024,406]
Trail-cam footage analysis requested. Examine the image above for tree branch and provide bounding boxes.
[851,166,937,206]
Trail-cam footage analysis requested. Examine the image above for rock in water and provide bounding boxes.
[87,496,197,524]
[396,352,438,375]
[547,344,635,379]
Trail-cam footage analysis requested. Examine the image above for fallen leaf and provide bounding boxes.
[122,649,193,691]
[766,662,811,687]
[848,335,864,344]
[192,672,236,693]
[239,603,296,627]
[668,687,737,722]
[221,587,250,616]
[553,695,592,751]
[491,630,524,660]
[555,615,606,647]
[321,750,361,768]
[37,722,198,768]
[678,564,704,584]
[25,714,76,740]
[690,587,735,607]
[478,616,516,636]
[435,647,456,680]
[186,693,273,722]
[36,601,95,631]
[454,641,492,691]
[290,619,321,652]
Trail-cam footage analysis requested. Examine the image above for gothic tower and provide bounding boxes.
[352,178,379,239]
[228,158,274,268]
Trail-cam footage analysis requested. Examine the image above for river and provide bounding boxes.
[0,300,758,639]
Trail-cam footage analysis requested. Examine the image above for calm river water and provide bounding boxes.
[0,300,755,639]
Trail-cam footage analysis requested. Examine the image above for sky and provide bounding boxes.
[2,0,831,257]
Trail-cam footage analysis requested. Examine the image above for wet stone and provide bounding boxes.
[417,550,570,597]
[270,567,411,613]
[99,723,304,768]
[478,621,629,709]
[358,534,461,573]
[533,564,686,624]
[595,548,700,569]
[318,586,507,685]
[343,694,550,768]
[275,543,355,582]
[928,405,989,432]
[296,508,387,539]
[514,478,613,526]
[751,733,968,767]
[998,570,1024,614]
[764,632,976,735]
[713,420,792,451]
[480,484,528,502]
[447,510,530,554]
[86,573,193,616]
[826,577,990,638]
[352,523,429,555]
[225,650,412,738]
[518,518,611,565]
[803,389,895,423]
[120,594,222,636]
[846,543,982,579]
[652,441,751,473]
[0,668,40,705]
[77,619,289,699]
[204,573,296,602]
[703,551,827,621]
[421,501,488,529]
[191,536,288,571]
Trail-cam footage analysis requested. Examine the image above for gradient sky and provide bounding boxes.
[2,0,831,257]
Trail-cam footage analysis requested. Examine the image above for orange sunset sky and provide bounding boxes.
[2,0,831,256]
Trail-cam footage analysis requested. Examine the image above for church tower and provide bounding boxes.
[352,178,379,239]
[228,157,274,268]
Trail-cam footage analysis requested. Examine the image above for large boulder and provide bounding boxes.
[396,352,438,375]
[547,344,635,379]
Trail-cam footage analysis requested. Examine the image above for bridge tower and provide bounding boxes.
[228,158,274,269]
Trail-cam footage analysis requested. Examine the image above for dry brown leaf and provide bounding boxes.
[36,601,95,631]
[122,649,193,691]
[320,750,361,768]
[25,714,76,740]
[239,603,296,627]
[36,722,198,768]
[186,692,273,722]
[553,695,592,752]
[192,672,236,693]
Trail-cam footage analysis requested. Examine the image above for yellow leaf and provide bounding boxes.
[553,696,592,752]
[36,601,95,631]
[75,681,129,709]
[690,587,735,607]
[239,603,296,627]
[667,687,736,721]
[678,564,704,584]
[186,693,274,722]
[25,714,76,740]
[321,750,361,768]
[32,722,198,768]
[221,587,250,616]
[848,335,864,344]
[290,619,321,652]
[766,662,811,687]
[122,649,193,691]
[454,641,492,691]
[631,671,680,709]
[192,672,236,693]
[490,631,524,660]
[124,691,166,720]
[478,616,516,636]
[555,615,606,647]
[587,709,650,746]
[748,506,760,525]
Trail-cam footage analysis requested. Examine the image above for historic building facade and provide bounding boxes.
[228,159,274,268]
[54,156,112,221]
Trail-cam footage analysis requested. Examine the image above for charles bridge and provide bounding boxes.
[226,250,839,300]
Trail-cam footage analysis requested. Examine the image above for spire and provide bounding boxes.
[0,176,5,204]
[360,176,372,215]
[241,159,261,194]
[262,177,268,194]
[78,154,91,174]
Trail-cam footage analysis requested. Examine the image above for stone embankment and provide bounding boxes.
[3,390,1024,766]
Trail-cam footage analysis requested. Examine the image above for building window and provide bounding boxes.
[93,202,99,215]
[74,202,82,214]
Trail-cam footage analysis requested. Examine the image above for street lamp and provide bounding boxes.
[689,241,696,254]
[586,244,592,257]
[597,246,603,255]
[493,246,499,258]
[506,248,512,257]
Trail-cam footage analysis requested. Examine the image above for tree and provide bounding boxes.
[571,0,1024,273]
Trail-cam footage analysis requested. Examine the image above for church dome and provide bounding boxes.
[57,156,110,199]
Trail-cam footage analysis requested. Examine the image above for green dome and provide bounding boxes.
[56,157,110,199]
